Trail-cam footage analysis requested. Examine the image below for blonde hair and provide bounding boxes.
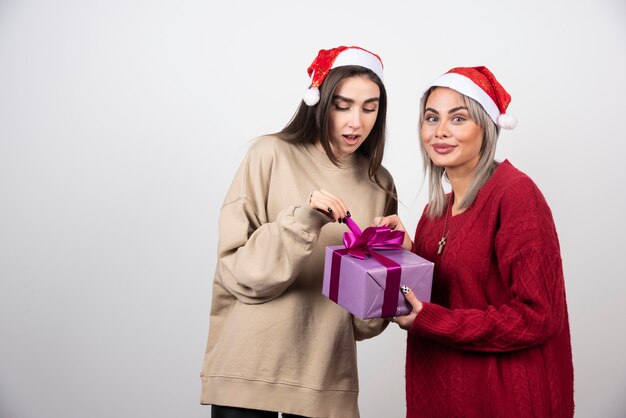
[419,87,500,218]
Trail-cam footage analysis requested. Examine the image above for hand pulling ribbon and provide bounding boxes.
[329,217,405,318]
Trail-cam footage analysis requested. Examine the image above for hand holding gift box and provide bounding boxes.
[322,217,433,320]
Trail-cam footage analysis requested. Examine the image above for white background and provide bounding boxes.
[1,1,625,417]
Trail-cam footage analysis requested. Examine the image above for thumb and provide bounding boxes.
[401,285,423,312]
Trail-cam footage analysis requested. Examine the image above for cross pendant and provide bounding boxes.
[437,236,447,255]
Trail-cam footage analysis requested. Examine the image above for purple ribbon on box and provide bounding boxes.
[328,217,405,318]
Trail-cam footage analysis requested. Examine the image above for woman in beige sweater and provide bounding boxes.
[200,46,397,418]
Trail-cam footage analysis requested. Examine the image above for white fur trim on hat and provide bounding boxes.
[430,72,500,124]
[332,48,384,81]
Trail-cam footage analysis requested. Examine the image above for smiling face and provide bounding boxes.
[421,87,484,176]
[321,75,380,159]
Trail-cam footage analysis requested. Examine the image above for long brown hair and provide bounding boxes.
[277,65,389,190]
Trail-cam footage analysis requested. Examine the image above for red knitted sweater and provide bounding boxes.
[408,160,574,417]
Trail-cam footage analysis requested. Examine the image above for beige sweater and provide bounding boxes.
[200,135,397,417]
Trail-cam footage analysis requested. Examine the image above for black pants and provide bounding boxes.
[211,405,307,418]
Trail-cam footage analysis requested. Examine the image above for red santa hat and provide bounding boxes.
[428,66,517,129]
[303,46,384,106]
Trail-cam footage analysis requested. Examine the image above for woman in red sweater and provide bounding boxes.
[379,66,574,417]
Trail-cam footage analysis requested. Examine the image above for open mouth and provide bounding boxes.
[343,134,360,145]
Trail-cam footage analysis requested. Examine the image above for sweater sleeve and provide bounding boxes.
[216,140,331,304]
[410,179,567,353]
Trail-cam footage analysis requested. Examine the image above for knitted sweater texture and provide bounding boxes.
[408,160,574,417]
[200,136,397,418]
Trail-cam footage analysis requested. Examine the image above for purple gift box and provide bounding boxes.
[322,245,434,320]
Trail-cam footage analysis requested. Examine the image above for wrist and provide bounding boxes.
[402,232,413,251]
[415,300,424,315]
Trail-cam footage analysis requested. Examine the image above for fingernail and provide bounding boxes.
[346,211,351,217]
[337,217,343,223]
[401,285,410,295]
[327,207,333,213]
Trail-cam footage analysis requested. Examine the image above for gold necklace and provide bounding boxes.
[437,194,453,255]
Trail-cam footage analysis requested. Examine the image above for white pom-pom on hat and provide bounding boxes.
[303,88,320,106]
[497,113,518,130]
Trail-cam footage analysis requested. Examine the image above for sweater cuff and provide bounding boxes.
[294,205,332,234]
[410,302,448,335]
